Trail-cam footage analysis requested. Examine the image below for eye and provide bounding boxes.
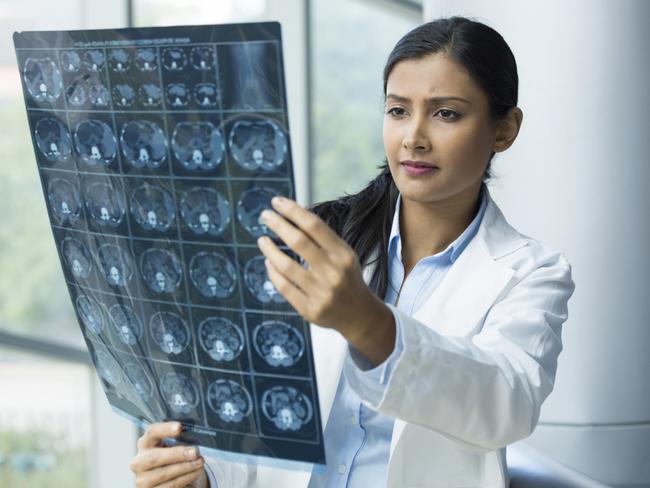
[436,109,460,121]
[386,107,407,118]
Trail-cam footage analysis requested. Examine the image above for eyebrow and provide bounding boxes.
[385,94,471,105]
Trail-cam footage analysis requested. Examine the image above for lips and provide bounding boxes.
[400,160,439,168]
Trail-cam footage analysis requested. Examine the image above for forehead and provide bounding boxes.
[386,52,485,105]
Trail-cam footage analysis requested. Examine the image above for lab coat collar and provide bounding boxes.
[388,182,489,266]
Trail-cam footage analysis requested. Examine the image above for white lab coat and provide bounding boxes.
[205,187,576,488]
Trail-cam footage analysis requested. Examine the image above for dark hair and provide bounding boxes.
[310,16,519,300]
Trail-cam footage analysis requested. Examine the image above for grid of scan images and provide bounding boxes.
[13,23,325,466]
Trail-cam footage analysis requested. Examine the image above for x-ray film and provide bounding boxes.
[13,22,326,469]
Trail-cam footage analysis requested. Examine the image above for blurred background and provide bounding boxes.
[0,0,648,487]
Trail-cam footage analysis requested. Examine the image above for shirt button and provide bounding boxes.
[338,463,347,475]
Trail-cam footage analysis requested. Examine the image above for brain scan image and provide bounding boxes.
[236,187,282,239]
[150,311,190,355]
[189,251,237,299]
[130,184,176,232]
[66,79,109,108]
[73,119,117,166]
[261,385,313,432]
[124,362,154,400]
[119,120,167,169]
[198,317,244,362]
[60,50,81,72]
[244,256,285,304]
[113,84,136,108]
[162,48,186,71]
[160,372,199,414]
[140,248,183,294]
[108,49,131,72]
[61,237,92,279]
[166,83,189,108]
[179,187,230,237]
[75,295,104,335]
[88,81,109,107]
[206,379,252,423]
[138,83,162,108]
[171,121,225,171]
[66,81,86,106]
[190,46,215,70]
[253,321,305,368]
[193,83,218,108]
[48,178,81,224]
[34,117,72,163]
[97,243,134,287]
[94,348,122,387]
[23,57,63,103]
[82,50,105,71]
[85,182,126,228]
[135,48,157,71]
[229,119,287,172]
[109,304,143,346]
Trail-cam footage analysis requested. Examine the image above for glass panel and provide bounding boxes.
[311,0,418,202]
[0,0,85,346]
[0,347,90,487]
[133,0,267,26]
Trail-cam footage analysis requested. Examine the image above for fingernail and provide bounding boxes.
[271,196,286,208]
[173,423,182,434]
[185,447,197,458]
[192,458,204,466]
[257,236,267,247]
[260,209,272,221]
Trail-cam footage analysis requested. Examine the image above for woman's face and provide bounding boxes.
[383,52,498,206]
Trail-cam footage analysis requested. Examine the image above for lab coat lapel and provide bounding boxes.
[387,190,527,460]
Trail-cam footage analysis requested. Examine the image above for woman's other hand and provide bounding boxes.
[129,421,208,488]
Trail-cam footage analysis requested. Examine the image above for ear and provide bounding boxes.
[492,107,523,153]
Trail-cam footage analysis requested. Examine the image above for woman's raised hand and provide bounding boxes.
[129,421,208,488]
[256,196,395,365]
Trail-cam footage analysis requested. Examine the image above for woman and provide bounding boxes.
[129,16,575,488]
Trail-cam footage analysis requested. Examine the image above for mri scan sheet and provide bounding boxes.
[13,22,326,469]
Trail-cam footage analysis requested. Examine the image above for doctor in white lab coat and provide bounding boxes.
[130,17,576,488]
[204,184,575,488]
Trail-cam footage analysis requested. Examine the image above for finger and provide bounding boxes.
[157,466,204,488]
[270,197,344,254]
[138,457,204,487]
[264,257,308,315]
[138,422,182,450]
[257,236,314,293]
[259,209,326,266]
[134,445,199,472]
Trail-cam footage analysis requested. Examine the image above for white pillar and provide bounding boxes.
[422,1,650,485]
[89,374,137,488]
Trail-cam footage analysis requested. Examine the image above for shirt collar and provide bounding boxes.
[388,182,488,264]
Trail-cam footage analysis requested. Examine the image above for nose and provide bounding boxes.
[402,115,431,152]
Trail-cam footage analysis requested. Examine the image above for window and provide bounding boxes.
[310,0,419,202]
[133,0,268,27]
[0,0,89,347]
[0,347,91,487]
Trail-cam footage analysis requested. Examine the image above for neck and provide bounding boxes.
[399,181,483,274]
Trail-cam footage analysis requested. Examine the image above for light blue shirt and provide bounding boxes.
[307,182,488,488]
